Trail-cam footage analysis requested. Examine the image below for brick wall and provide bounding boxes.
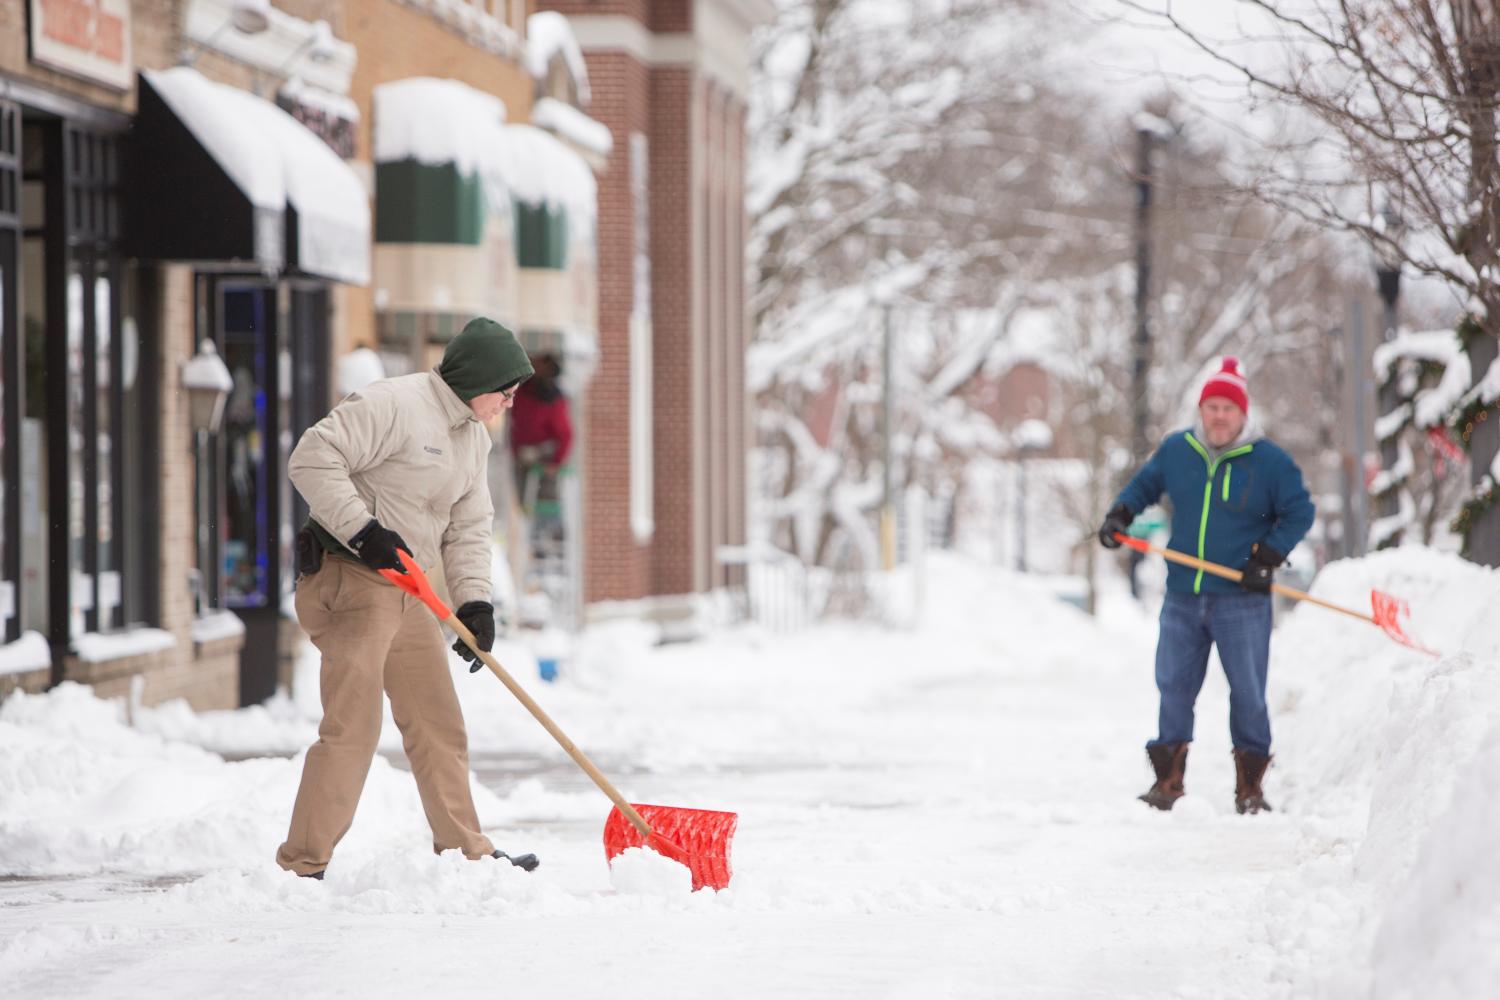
[648,65,700,598]
[542,0,650,27]
[544,2,756,606]
[158,266,196,639]
[543,0,690,32]
[580,50,652,602]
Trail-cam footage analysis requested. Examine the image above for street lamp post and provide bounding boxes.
[1013,420,1053,573]
[1373,204,1405,544]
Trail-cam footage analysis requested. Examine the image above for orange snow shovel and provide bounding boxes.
[1114,534,1440,658]
[379,549,737,890]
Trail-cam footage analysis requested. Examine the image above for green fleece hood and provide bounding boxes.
[438,317,534,401]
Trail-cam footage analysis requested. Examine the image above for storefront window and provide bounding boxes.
[221,284,273,609]
[0,244,10,641]
[0,100,15,644]
[66,270,88,639]
[10,119,131,648]
[95,273,116,628]
[19,230,46,638]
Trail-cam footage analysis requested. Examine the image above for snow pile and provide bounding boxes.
[0,683,542,878]
[1265,548,1500,996]
[5,549,1500,995]
[608,847,694,896]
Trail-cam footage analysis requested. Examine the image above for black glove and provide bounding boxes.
[1239,542,1285,593]
[452,600,496,670]
[348,519,410,572]
[1098,504,1135,549]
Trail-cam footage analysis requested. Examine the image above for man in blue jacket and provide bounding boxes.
[1099,358,1315,814]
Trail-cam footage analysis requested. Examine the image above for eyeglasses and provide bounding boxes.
[499,384,520,402]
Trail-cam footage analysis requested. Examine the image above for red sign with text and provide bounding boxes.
[30,0,133,91]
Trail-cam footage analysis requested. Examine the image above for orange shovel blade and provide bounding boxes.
[1370,590,1440,657]
[604,803,738,891]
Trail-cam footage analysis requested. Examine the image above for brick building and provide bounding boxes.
[0,0,766,708]
[536,0,771,633]
[0,0,375,708]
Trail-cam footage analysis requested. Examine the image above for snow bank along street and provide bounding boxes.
[1,551,1496,998]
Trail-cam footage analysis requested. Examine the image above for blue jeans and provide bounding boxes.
[1149,591,1273,756]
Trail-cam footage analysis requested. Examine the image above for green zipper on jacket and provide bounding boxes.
[1184,433,1254,593]
[1223,466,1231,502]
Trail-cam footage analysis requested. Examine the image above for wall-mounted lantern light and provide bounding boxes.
[183,340,233,434]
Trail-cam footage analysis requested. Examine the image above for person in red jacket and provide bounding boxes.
[509,353,573,516]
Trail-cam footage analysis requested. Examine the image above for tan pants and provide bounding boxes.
[275,557,494,875]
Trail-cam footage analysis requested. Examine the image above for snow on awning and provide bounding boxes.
[129,68,370,285]
[497,124,596,222]
[372,78,594,223]
[374,77,508,173]
[531,97,612,158]
[526,11,591,104]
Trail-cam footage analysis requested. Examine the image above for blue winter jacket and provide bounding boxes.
[1114,429,1316,595]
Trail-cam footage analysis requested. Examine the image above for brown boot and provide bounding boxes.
[1233,749,1273,814]
[1139,742,1189,810]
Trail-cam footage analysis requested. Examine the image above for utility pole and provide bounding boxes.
[1132,125,1154,468]
[1349,295,1369,557]
[1128,122,1155,597]
[880,304,896,572]
[1373,204,1404,547]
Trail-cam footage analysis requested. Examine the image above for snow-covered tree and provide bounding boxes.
[748,2,1360,589]
[748,0,1093,571]
[1120,0,1500,563]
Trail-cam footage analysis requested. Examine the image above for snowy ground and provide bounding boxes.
[1,550,1497,999]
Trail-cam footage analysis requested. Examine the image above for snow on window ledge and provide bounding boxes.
[0,632,51,677]
[74,629,178,664]
[192,611,247,645]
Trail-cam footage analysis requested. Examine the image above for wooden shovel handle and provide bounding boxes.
[1115,534,1377,626]
[380,551,655,841]
[445,615,656,841]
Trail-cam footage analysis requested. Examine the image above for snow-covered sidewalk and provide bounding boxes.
[1,551,1496,999]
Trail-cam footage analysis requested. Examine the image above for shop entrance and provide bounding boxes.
[197,276,329,705]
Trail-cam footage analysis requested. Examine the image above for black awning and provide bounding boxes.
[125,72,285,272]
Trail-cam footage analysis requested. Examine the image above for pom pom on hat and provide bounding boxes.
[1199,356,1249,413]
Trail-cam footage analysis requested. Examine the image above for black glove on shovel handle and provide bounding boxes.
[452,600,496,671]
[1238,543,1284,594]
[1098,504,1134,549]
[349,519,411,572]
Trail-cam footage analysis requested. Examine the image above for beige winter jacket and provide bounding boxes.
[288,369,494,607]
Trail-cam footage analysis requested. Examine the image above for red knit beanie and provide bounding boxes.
[1199,357,1249,413]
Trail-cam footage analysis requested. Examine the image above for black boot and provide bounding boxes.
[1233,749,1273,814]
[493,849,540,871]
[1139,742,1189,810]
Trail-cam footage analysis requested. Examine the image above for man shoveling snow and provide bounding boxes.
[1099,357,1316,814]
[276,317,538,879]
